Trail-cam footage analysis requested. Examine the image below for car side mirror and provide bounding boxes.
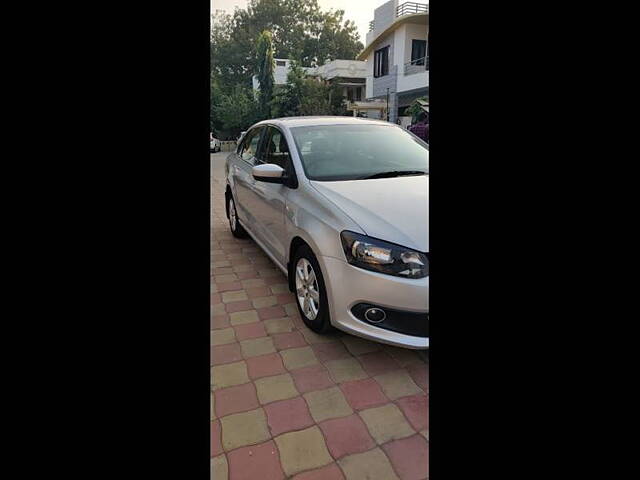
[252,163,286,184]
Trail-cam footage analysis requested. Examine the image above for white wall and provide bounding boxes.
[318,60,367,80]
[365,52,374,98]
[397,70,428,93]
[394,25,406,69]
[396,23,428,93]
[366,0,399,47]
[403,23,428,65]
[273,59,290,85]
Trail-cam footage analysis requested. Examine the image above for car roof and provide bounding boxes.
[253,116,394,129]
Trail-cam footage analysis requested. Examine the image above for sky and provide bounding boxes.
[211,0,390,45]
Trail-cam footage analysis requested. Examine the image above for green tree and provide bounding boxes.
[212,85,261,140]
[270,62,348,118]
[270,62,306,117]
[211,0,364,89]
[406,96,429,121]
[255,30,275,117]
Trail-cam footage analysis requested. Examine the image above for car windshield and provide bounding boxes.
[290,124,428,181]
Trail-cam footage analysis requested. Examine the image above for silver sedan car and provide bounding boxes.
[224,117,428,349]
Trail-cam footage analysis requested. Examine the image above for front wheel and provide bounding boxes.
[228,195,248,238]
[293,245,332,334]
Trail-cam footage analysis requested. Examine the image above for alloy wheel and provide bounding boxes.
[295,258,320,321]
[229,198,237,231]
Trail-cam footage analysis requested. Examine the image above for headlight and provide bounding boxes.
[340,231,429,279]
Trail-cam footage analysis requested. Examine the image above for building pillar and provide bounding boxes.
[388,93,398,123]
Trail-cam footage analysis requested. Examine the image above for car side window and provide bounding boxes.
[262,127,292,170]
[239,128,263,165]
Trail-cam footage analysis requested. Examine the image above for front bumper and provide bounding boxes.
[320,256,429,349]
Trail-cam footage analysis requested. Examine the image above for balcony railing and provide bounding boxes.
[396,2,429,18]
[404,56,429,75]
[369,20,375,31]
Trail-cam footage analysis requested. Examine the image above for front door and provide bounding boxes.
[243,126,294,266]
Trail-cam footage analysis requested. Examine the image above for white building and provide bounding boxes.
[252,58,368,104]
[358,0,429,125]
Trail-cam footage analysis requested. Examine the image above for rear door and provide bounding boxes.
[232,126,266,227]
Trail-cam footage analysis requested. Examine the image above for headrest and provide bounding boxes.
[279,135,288,153]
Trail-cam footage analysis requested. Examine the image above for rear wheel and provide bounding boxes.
[293,245,332,333]
[228,195,248,238]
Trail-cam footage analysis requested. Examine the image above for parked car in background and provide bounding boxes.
[210,134,221,153]
[225,117,429,349]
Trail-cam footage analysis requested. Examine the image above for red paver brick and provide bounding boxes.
[213,267,234,275]
[217,282,243,293]
[311,342,351,363]
[395,394,428,432]
[211,293,222,304]
[257,305,286,320]
[225,300,254,314]
[406,363,429,393]
[340,378,389,411]
[214,383,260,418]
[262,276,287,286]
[264,396,314,436]
[211,420,222,457]
[211,314,230,330]
[292,463,345,480]
[246,352,286,379]
[381,434,429,480]
[319,413,376,459]
[211,343,243,366]
[273,331,307,350]
[245,286,272,299]
[236,270,260,280]
[290,314,307,330]
[275,293,296,305]
[233,322,267,341]
[227,440,285,480]
[230,257,251,264]
[357,351,400,377]
[291,364,334,394]
[254,263,276,271]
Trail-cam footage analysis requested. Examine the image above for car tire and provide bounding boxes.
[227,195,248,238]
[292,245,332,334]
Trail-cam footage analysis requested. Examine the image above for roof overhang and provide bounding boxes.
[357,13,429,61]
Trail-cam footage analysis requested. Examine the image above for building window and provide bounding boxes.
[276,60,286,66]
[374,46,389,78]
[411,40,427,65]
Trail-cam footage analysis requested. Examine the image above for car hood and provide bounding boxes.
[310,175,428,252]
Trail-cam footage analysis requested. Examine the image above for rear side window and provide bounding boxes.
[238,127,263,164]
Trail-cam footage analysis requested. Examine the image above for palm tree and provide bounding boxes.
[255,30,275,118]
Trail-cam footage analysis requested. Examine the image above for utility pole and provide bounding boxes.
[386,88,390,122]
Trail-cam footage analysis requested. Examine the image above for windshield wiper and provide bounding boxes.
[361,170,427,180]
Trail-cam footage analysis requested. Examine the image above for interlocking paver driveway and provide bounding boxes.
[211,152,429,480]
